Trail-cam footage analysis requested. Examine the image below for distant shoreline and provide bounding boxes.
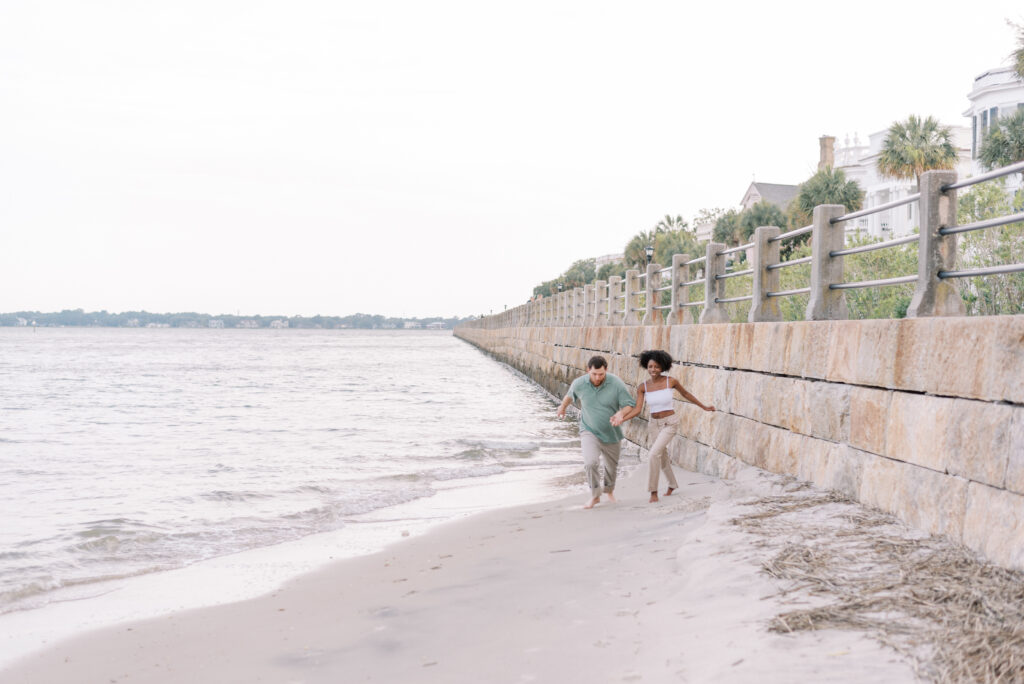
[0,310,472,330]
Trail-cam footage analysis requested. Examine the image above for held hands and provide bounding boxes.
[609,413,623,427]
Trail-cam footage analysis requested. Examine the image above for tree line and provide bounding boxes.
[0,310,470,329]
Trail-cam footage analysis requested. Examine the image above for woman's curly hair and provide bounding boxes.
[638,349,673,371]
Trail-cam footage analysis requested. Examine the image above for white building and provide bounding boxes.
[834,126,973,239]
[964,66,1024,189]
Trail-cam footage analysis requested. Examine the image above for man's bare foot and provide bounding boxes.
[665,487,675,496]
[583,496,600,509]
[604,492,616,503]
[649,492,659,503]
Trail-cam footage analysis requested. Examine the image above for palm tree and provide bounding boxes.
[655,214,689,233]
[979,108,1024,170]
[712,210,743,246]
[877,115,957,188]
[788,166,864,230]
[624,230,657,269]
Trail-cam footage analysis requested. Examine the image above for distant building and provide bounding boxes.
[208,319,224,328]
[740,182,799,212]
[964,66,1024,192]
[594,253,623,267]
[269,319,289,329]
[237,319,259,329]
[426,321,446,330]
[404,321,422,329]
[694,221,714,244]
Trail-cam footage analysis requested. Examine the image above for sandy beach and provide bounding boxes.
[2,457,933,684]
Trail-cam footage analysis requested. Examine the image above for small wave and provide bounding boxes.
[200,490,275,503]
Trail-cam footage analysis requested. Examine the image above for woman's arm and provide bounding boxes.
[610,386,644,426]
[669,378,715,412]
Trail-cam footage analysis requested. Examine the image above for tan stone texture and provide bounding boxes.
[944,399,1015,488]
[1003,410,1024,496]
[861,456,968,540]
[963,482,1024,570]
[826,320,861,384]
[885,393,949,472]
[800,322,832,379]
[855,319,898,388]
[849,387,890,455]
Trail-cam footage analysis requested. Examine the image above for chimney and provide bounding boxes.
[818,135,835,171]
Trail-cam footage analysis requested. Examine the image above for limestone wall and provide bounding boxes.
[455,317,1024,570]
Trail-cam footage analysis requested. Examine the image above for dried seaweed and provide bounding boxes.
[732,491,1024,683]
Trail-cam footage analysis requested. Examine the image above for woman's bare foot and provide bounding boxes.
[583,496,600,509]
[604,492,616,503]
[665,487,675,496]
[649,492,659,503]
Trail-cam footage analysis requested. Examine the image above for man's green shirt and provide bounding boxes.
[567,373,636,444]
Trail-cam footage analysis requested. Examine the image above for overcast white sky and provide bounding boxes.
[1,1,1021,318]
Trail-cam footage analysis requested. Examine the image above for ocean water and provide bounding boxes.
[0,327,603,651]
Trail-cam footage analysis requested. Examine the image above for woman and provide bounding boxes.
[611,350,715,503]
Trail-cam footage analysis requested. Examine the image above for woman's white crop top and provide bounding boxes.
[645,381,674,413]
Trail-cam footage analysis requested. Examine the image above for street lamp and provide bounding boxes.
[644,244,654,265]
[557,283,564,293]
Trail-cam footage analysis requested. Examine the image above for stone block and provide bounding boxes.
[885,393,949,472]
[667,325,690,364]
[923,317,991,400]
[991,316,1024,404]
[861,456,968,540]
[805,383,850,442]
[855,319,898,388]
[962,482,1024,570]
[825,320,861,384]
[825,445,866,499]
[762,428,801,477]
[796,436,833,487]
[782,322,810,377]
[730,323,756,370]
[800,321,832,380]
[944,399,1015,489]
[1004,410,1024,496]
[730,371,763,421]
[849,387,891,456]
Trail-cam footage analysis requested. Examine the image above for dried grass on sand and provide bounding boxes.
[732,483,1024,684]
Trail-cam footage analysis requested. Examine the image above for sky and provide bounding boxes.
[1,0,1021,319]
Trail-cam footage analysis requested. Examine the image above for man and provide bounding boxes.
[557,355,636,509]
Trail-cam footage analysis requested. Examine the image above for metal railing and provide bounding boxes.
[463,162,1024,330]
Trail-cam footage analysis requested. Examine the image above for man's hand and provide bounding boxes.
[557,406,567,418]
[609,412,623,426]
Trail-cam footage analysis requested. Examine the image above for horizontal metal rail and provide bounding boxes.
[766,287,811,298]
[714,295,753,304]
[939,263,1024,279]
[829,275,917,290]
[719,243,754,256]
[681,278,704,287]
[939,212,1024,236]
[766,256,812,271]
[680,301,704,308]
[830,234,918,257]
[686,256,707,265]
[943,160,1024,190]
[715,268,754,280]
[658,266,672,275]
[833,194,919,224]
[768,225,812,243]
[629,307,644,312]
[654,285,672,292]
[652,304,673,310]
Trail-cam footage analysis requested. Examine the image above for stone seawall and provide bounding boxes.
[455,317,1024,570]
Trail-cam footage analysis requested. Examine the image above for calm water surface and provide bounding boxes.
[0,328,586,617]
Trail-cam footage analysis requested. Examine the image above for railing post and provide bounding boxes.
[699,242,729,324]
[806,204,847,320]
[559,291,569,325]
[593,280,608,326]
[749,226,782,322]
[908,170,965,317]
[571,288,581,326]
[670,253,690,325]
[624,269,642,325]
[607,276,623,326]
[584,283,597,326]
[642,263,663,325]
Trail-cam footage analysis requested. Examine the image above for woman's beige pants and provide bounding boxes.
[647,413,680,493]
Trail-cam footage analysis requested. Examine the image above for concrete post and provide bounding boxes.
[670,253,691,325]
[624,269,642,326]
[749,226,782,322]
[908,170,966,318]
[593,280,608,326]
[806,204,848,321]
[607,276,623,326]
[560,291,570,326]
[699,242,729,324]
[642,263,663,325]
[584,284,597,326]
[573,288,584,326]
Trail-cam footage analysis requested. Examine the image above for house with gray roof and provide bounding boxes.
[740,182,799,212]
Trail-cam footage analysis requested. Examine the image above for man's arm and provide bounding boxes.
[610,386,644,426]
[556,394,573,418]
